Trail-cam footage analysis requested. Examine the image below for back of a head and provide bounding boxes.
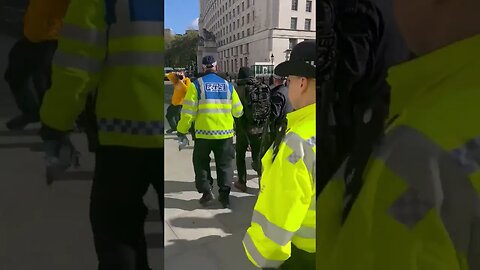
[202,55,217,73]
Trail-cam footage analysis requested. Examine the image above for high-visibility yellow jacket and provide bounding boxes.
[40,0,164,148]
[167,72,187,106]
[177,72,243,139]
[23,0,70,42]
[243,103,316,268]
[317,35,480,270]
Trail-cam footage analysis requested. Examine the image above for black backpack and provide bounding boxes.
[245,81,271,130]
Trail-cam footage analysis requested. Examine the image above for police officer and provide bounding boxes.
[39,0,163,269]
[177,55,243,208]
[242,40,316,269]
[4,0,69,130]
[317,0,480,269]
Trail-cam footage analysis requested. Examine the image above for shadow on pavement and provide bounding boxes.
[164,224,257,270]
[0,141,44,151]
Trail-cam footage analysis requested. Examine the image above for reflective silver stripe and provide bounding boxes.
[181,108,196,116]
[109,21,163,38]
[60,24,106,46]
[225,80,232,99]
[199,99,230,105]
[243,232,284,268]
[53,51,103,73]
[198,77,206,100]
[182,100,197,107]
[233,101,242,109]
[97,118,163,135]
[198,108,231,114]
[295,226,316,239]
[309,196,316,210]
[251,210,293,246]
[107,52,163,67]
[375,125,480,258]
[284,133,316,177]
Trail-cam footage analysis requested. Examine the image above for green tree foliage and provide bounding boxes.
[165,31,199,68]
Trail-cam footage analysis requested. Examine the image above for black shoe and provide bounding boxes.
[199,191,215,205]
[219,197,230,208]
[218,194,230,208]
[6,115,30,130]
[166,128,176,134]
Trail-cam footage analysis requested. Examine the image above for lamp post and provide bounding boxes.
[270,53,274,75]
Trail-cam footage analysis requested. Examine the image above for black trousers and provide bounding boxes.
[235,128,262,183]
[90,146,163,270]
[165,104,181,131]
[4,37,57,120]
[193,138,234,197]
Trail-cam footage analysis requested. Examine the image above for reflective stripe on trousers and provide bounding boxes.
[373,125,480,268]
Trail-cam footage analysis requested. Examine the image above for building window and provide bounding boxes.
[246,43,249,53]
[242,1,245,11]
[247,13,250,23]
[247,28,250,36]
[247,0,250,8]
[237,33,240,39]
[233,21,235,29]
[240,58,243,67]
[240,45,243,54]
[289,38,298,49]
[242,16,244,26]
[291,0,298,11]
[290,17,297,30]
[237,5,240,14]
[245,57,248,67]
[242,31,244,38]
[306,0,312,12]
[305,19,311,30]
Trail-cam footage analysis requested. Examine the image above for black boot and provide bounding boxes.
[199,191,215,205]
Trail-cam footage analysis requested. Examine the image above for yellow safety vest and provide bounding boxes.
[177,72,243,139]
[317,35,480,270]
[243,103,316,268]
[40,0,164,148]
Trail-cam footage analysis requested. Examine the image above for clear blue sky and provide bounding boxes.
[165,0,200,34]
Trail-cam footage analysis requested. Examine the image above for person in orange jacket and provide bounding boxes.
[4,0,70,130]
[166,72,190,133]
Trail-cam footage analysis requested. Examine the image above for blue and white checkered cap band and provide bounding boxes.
[196,129,234,136]
[97,118,164,135]
[202,61,217,68]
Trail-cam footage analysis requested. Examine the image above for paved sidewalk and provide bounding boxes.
[164,82,259,270]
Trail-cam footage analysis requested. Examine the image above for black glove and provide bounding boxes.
[40,123,68,141]
[177,132,187,138]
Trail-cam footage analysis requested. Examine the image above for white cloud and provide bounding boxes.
[191,17,199,30]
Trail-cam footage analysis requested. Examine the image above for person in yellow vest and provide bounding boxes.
[39,0,163,269]
[317,0,480,269]
[3,0,70,130]
[243,40,316,269]
[166,72,188,133]
[177,55,243,208]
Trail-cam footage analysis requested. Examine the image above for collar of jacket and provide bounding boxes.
[287,103,316,129]
[387,35,480,119]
